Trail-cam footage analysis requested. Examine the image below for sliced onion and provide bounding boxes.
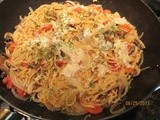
[11,87,29,101]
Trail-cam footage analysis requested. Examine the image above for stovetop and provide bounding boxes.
[0,0,160,120]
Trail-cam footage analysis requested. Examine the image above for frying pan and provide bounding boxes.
[0,0,160,120]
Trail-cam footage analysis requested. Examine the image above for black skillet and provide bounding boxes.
[0,0,160,120]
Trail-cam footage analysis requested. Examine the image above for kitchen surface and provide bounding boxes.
[0,0,160,120]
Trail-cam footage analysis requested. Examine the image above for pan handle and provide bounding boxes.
[0,108,14,119]
[0,107,31,119]
[0,101,27,119]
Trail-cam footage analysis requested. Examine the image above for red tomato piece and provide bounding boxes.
[119,24,131,33]
[73,7,83,13]
[107,60,121,73]
[103,9,111,14]
[2,77,10,84]
[2,77,13,89]
[34,24,53,35]
[41,24,53,32]
[125,67,133,74]
[96,7,103,13]
[56,60,65,67]
[6,81,13,89]
[88,4,97,7]
[103,21,109,25]
[16,87,27,97]
[8,42,16,52]
[85,106,103,114]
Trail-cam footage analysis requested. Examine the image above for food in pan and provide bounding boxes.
[1,1,145,115]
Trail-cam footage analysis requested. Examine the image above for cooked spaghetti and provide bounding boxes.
[2,1,145,115]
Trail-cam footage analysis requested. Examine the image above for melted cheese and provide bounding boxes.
[62,63,80,77]
[97,64,107,76]
[114,17,128,25]
[23,36,51,49]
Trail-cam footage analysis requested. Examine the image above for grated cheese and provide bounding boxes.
[114,40,131,67]
[62,63,80,77]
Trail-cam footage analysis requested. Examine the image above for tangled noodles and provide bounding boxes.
[2,1,145,115]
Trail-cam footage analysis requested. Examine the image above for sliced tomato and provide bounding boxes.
[103,21,109,25]
[103,9,111,14]
[109,63,121,72]
[34,24,53,35]
[41,24,53,32]
[89,4,97,7]
[16,87,27,97]
[96,7,103,13]
[2,77,13,89]
[2,77,10,84]
[73,7,83,13]
[119,24,131,33]
[85,106,103,114]
[8,42,16,52]
[6,81,13,89]
[56,60,65,67]
[107,59,121,73]
[125,67,133,74]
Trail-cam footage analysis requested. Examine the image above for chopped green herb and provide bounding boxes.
[110,25,116,31]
